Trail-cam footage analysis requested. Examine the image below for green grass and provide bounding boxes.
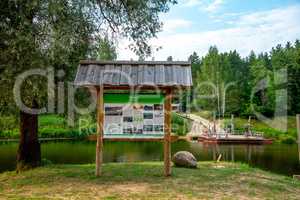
[0,161,299,199]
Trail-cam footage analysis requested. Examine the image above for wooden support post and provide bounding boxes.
[213,112,216,135]
[230,114,234,133]
[231,145,234,162]
[297,114,300,163]
[164,88,172,176]
[95,85,104,176]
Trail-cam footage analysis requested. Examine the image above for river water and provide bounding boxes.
[0,140,299,176]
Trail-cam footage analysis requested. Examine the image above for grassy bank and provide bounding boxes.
[223,116,298,144]
[0,114,92,139]
[0,162,299,199]
[193,111,298,144]
[0,114,191,139]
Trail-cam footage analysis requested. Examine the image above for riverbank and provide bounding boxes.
[1,113,296,144]
[0,113,191,139]
[193,111,298,144]
[0,161,299,199]
[226,116,298,144]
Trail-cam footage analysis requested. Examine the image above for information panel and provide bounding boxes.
[103,94,164,136]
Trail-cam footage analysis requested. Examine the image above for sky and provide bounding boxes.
[117,0,300,61]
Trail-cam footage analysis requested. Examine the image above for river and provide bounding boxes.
[0,140,299,176]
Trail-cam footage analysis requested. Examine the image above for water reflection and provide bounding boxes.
[0,140,299,176]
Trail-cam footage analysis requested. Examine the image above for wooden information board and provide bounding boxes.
[103,94,165,137]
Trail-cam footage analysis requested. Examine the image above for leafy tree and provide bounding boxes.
[97,36,117,60]
[188,52,201,81]
[224,50,250,116]
[249,52,275,117]
[0,0,176,171]
[193,40,300,118]
[271,41,300,115]
[195,46,224,116]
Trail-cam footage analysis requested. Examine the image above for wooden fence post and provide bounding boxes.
[95,85,104,176]
[164,88,172,176]
[297,114,300,163]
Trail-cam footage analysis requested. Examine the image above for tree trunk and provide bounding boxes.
[16,108,41,172]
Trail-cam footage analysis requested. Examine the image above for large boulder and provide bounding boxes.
[172,151,197,168]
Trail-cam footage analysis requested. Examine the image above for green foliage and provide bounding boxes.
[41,158,53,166]
[171,113,191,136]
[194,47,250,116]
[188,51,201,81]
[191,40,300,117]
[0,116,18,131]
[224,116,298,144]
[94,0,177,58]
[0,130,19,139]
[0,0,95,110]
[0,0,177,113]
[39,114,65,126]
[0,114,95,139]
[279,135,296,144]
[97,36,117,60]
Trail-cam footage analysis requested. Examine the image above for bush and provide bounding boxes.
[0,129,19,139]
[172,113,191,136]
[39,114,65,126]
[223,116,298,144]
[41,158,53,166]
[0,116,18,129]
[279,135,296,144]
[0,114,97,139]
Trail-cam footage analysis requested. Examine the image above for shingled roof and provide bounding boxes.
[74,60,192,87]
